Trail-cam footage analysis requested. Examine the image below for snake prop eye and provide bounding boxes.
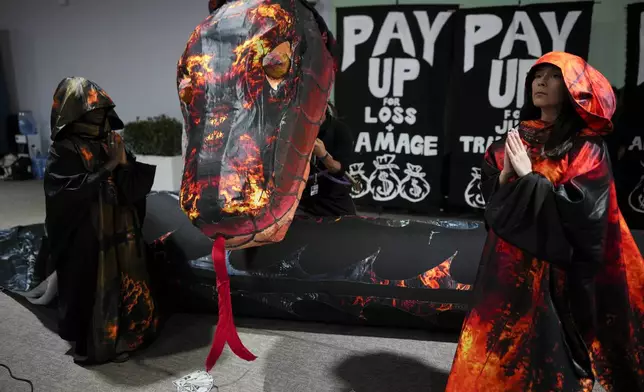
[178,78,193,105]
[262,42,292,89]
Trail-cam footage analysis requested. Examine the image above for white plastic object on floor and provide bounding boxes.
[173,370,215,392]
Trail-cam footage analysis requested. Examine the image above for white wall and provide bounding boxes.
[0,0,207,149]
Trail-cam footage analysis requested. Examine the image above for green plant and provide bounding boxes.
[122,115,182,156]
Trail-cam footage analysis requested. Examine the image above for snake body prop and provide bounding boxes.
[177,0,335,371]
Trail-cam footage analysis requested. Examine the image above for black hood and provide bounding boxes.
[50,77,124,140]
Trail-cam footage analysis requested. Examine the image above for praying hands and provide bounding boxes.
[505,129,532,177]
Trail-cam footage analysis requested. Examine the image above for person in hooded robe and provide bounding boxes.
[445,52,644,391]
[45,77,159,364]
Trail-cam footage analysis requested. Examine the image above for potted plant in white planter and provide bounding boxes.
[123,115,183,192]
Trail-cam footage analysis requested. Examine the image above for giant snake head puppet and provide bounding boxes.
[177,0,336,371]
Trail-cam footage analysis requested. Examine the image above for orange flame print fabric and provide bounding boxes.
[446,53,644,392]
[533,52,616,134]
[177,0,335,250]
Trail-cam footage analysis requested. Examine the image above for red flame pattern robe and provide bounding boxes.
[446,52,644,392]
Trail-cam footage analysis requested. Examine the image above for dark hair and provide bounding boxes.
[520,70,587,159]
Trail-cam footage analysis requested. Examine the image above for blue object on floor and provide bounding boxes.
[31,155,46,180]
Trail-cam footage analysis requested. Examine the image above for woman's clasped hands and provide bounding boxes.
[503,129,532,178]
[107,132,128,166]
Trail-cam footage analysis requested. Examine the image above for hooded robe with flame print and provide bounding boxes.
[446,52,644,392]
[177,0,334,249]
[45,77,159,363]
[176,0,335,371]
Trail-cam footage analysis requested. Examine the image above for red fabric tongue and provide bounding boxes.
[205,236,257,372]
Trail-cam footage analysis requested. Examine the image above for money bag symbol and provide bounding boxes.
[399,163,431,203]
[369,154,401,201]
[347,163,371,199]
[464,167,486,209]
[628,162,644,213]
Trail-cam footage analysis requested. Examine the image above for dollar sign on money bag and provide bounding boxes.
[399,163,431,203]
[464,167,486,209]
[368,154,401,202]
[347,162,371,199]
[628,162,644,213]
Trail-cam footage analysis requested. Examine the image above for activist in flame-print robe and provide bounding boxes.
[446,52,644,392]
[45,77,159,364]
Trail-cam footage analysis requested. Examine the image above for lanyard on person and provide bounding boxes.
[311,156,319,196]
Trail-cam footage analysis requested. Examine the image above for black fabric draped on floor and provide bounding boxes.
[3,191,643,331]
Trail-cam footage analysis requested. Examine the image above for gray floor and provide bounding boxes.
[0,180,603,392]
[0,180,456,392]
[0,180,46,229]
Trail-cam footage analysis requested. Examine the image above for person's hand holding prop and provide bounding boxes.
[505,129,532,177]
[313,138,328,159]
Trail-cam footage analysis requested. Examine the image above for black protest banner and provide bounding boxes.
[446,2,593,212]
[619,3,644,229]
[626,3,644,90]
[335,5,458,212]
